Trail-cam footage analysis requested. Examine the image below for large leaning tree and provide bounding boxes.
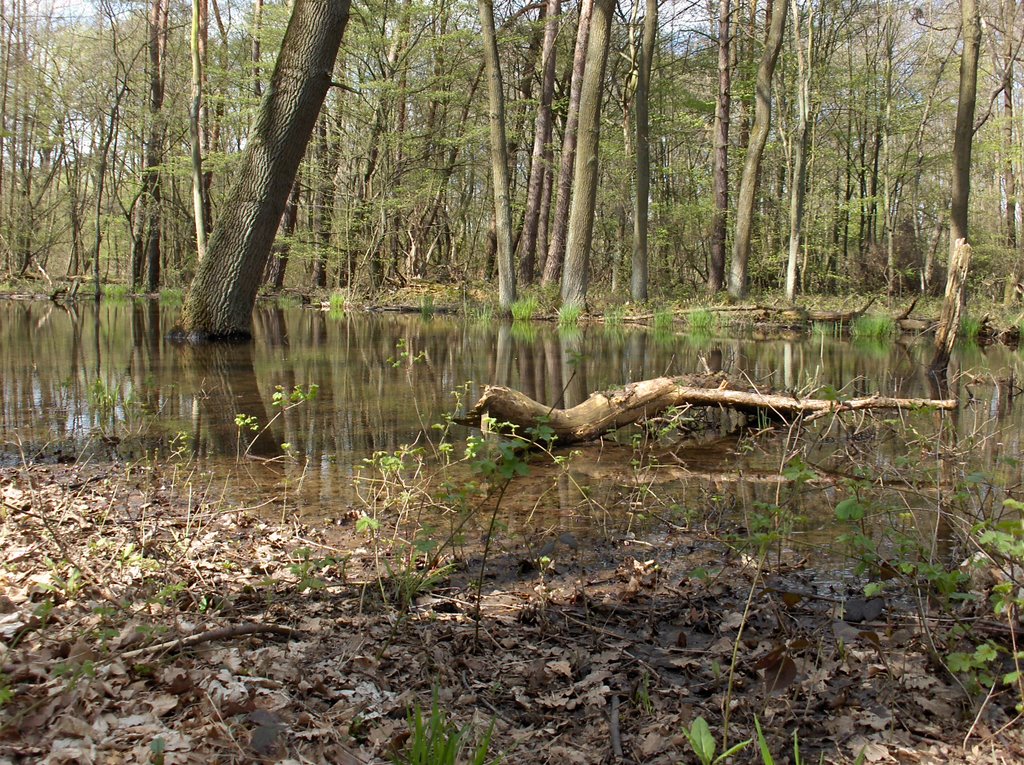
[175,0,351,340]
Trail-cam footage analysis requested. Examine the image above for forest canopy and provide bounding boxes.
[0,0,1019,305]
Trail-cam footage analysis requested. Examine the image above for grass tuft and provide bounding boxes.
[687,308,716,333]
[850,313,895,340]
[511,295,540,322]
[653,307,675,333]
[557,303,583,328]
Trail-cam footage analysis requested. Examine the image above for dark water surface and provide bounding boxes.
[2,299,1022,552]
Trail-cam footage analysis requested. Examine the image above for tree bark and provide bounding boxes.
[708,0,730,294]
[931,238,972,373]
[949,0,980,255]
[542,0,593,287]
[631,0,656,302]
[462,377,956,445]
[561,0,613,309]
[518,0,559,284]
[729,0,787,298]
[479,0,516,312]
[177,0,350,340]
[189,0,209,262]
[784,0,811,303]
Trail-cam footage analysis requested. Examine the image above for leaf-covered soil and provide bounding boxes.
[2,461,1023,764]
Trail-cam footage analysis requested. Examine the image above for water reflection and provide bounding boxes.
[1,300,1022,541]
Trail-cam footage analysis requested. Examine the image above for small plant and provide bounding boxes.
[687,308,717,333]
[328,290,348,312]
[392,687,494,765]
[604,305,625,326]
[850,314,895,340]
[960,314,982,343]
[653,307,675,332]
[158,288,183,306]
[510,295,540,322]
[683,716,751,765]
[557,303,583,327]
[420,294,435,319]
[103,283,132,300]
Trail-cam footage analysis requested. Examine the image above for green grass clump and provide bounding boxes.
[158,288,183,306]
[653,307,675,333]
[850,313,895,340]
[328,291,348,311]
[420,295,435,319]
[393,688,494,765]
[103,283,132,300]
[557,303,583,328]
[510,295,540,322]
[959,314,982,343]
[687,308,717,333]
[604,305,625,327]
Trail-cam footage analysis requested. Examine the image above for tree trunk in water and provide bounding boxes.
[177,0,350,340]
[542,0,593,287]
[265,181,299,290]
[729,0,787,299]
[518,0,559,284]
[561,0,613,309]
[461,377,957,445]
[931,239,972,373]
[631,0,655,302]
[949,0,979,256]
[708,0,730,294]
[479,0,516,312]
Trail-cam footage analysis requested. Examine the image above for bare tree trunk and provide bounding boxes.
[932,239,972,372]
[785,0,810,303]
[631,0,655,302]
[251,0,263,97]
[178,0,350,339]
[1001,0,1019,303]
[542,0,593,287]
[265,181,299,289]
[561,0,613,309]
[189,0,208,261]
[518,0,559,284]
[708,0,730,294]
[949,0,980,255]
[479,0,516,311]
[729,0,787,298]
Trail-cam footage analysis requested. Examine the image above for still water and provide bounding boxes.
[1,299,1022,546]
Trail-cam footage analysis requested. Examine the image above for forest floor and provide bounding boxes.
[2,456,1024,765]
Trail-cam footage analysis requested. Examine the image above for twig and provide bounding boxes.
[122,622,301,659]
[609,694,623,760]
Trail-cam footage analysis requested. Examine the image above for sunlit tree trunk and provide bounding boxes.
[1001,0,1019,303]
[479,0,516,311]
[178,0,350,339]
[631,0,655,301]
[708,0,730,294]
[518,0,559,284]
[189,0,208,261]
[542,0,593,287]
[561,0,613,309]
[949,0,980,255]
[729,0,787,298]
[784,0,811,303]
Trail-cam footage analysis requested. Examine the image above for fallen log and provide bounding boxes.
[460,376,957,444]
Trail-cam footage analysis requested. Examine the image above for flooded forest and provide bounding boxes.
[2,0,1024,762]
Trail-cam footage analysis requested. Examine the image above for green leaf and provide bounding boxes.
[685,716,716,765]
[835,497,866,521]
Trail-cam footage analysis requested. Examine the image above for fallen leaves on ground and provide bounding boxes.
[1,463,1022,764]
